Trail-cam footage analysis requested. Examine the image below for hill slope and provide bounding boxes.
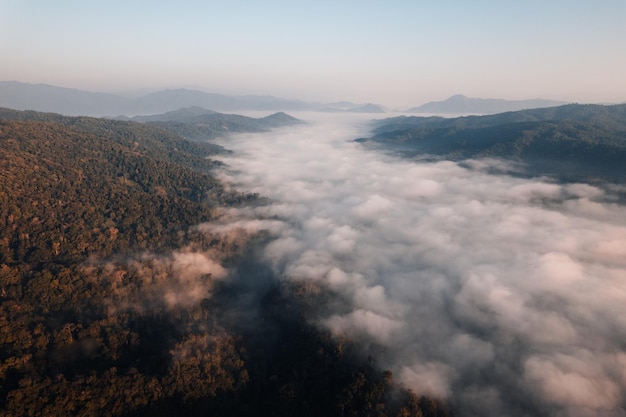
[360,103,626,184]
[0,109,447,417]
[127,107,303,142]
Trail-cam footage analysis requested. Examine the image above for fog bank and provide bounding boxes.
[210,113,626,417]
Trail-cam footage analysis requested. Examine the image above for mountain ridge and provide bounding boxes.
[408,94,569,114]
[0,81,386,116]
[125,107,304,142]
[360,103,626,185]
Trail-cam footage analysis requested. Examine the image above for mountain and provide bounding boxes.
[0,81,128,117]
[127,105,217,122]
[371,102,626,134]
[359,103,626,184]
[318,103,386,113]
[408,94,568,114]
[126,107,303,141]
[0,81,386,117]
[256,111,304,128]
[127,88,312,114]
[347,103,386,113]
[0,82,312,116]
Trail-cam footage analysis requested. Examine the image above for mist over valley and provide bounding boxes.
[205,111,626,417]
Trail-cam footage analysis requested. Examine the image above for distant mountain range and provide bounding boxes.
[408,94,568,115]
[0,81,386,116]
[359,103,626,185]
[123,105,217,122]
[317,103,386,113]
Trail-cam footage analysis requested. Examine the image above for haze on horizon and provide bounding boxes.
[1,0,625,108]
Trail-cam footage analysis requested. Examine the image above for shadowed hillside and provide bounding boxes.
[360,103,626,184]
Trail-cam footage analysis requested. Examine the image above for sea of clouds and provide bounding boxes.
[208,112,626,417]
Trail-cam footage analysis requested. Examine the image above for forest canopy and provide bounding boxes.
[0,109,447,417]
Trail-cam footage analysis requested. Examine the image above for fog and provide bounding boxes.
[208,113,626,417]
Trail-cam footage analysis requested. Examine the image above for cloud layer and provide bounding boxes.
[210,112,626,417]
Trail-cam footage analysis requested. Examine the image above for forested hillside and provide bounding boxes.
[359,103,626,184]
[133,108,304,142]
[0,110,448,417]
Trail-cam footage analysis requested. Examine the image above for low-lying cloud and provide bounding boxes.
[210,112,626,417]
[85,250,228,315]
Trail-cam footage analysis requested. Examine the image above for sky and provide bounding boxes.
[1,0,625,109]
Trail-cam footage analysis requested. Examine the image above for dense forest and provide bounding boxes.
[0,109,448,416]
[359,103,626,184]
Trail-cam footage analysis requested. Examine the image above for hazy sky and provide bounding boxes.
[1,0,625,107]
